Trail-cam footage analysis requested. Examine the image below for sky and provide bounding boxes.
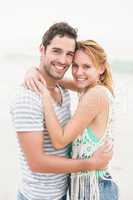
[0,0,133,60]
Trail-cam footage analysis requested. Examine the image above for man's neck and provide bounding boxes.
[39,65,58,90]
[39,64,62,105]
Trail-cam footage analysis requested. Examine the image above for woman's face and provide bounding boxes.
[72,50,101,90]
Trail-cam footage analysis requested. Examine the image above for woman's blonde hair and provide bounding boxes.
[76,40,114,95]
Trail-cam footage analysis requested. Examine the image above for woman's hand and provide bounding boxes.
[34,79,50,97]
[24,67,45,93]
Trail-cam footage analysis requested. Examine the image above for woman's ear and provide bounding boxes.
[99,65,105,75]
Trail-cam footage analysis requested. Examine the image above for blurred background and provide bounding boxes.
[0,0,133,199]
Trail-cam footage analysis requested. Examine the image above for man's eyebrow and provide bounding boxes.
[68,51,75,54]
[52,47,62,50]
[52,47,75,54]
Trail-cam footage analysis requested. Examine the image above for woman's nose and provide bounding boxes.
[76,67,83,75]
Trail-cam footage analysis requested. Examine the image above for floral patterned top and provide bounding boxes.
[70,87,115,200]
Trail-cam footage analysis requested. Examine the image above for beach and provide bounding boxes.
[0,60,133,199]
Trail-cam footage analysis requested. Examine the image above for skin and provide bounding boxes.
[40,35,75,80]
[21,36,112,173]
[34,49,110,149]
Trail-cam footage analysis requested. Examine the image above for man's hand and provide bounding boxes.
[89,140,113,170]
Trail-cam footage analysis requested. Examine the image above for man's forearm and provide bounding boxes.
[28,154,95,173]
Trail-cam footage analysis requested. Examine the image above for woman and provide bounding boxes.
[25,40,118,200]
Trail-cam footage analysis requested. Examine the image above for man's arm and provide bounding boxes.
[17,131,112,173]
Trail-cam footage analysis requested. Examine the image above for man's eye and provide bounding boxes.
[68,53,74,57]
[53,50,59,53]
[52,49,62,54]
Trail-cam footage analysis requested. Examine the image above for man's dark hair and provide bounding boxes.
[42,22,77,49]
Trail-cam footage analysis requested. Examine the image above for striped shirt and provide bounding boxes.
[10,86,71,200]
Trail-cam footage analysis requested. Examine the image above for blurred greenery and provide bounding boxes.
[1,52,133,73]
[111,60,133,73]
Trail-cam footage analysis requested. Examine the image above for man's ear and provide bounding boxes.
[39,44,45,55]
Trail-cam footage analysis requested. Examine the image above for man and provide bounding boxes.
[10,22,112,200]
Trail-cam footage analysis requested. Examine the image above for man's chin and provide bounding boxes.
[51,74,64,80]
[47,71,64,80]
[54,75,64,80]
[53,72,65,80]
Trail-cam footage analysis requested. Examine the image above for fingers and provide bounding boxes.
[24,80,33,90]
[25,79,48,98]
[34,80,49,96]
[35,80,43,91]
[23,67,49,96]
[39,74,46,85]
[23,66,45,89]
[25,79,40,95]
[30,79,41,95]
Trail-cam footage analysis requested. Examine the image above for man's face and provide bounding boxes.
[41,35,75,80]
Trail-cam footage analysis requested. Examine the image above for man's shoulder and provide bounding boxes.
[15,85,40,101]
[10,85,41,111]
[10,85,44,132]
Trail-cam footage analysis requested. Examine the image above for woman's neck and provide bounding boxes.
[80,82,100,94]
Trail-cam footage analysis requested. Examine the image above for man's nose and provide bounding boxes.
[59,54,67,65]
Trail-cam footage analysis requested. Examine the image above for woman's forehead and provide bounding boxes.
[74,49,93,62]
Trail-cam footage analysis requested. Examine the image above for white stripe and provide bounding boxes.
[10,86,71,199]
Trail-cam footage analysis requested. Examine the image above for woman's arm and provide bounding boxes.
[37,81,106,149]
[58,78,80,92]
[24,67,46,93]
[24,67,79,92]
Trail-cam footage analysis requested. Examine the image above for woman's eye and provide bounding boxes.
[84,65,91,69]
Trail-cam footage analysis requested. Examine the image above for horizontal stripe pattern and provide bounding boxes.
[10,86,71,200]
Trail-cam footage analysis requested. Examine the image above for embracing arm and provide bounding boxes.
[17,131,87,173]
[58,78,80,92]
[41,86,105,149]
[17,131,112,173]
[12,86,111,173]
[24,67,79,92]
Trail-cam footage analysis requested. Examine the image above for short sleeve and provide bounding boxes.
[10,87,44,132]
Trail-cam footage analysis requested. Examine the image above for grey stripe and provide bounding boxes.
[10,86,70,199]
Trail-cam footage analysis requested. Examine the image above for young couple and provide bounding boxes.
[10,22,118,200]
